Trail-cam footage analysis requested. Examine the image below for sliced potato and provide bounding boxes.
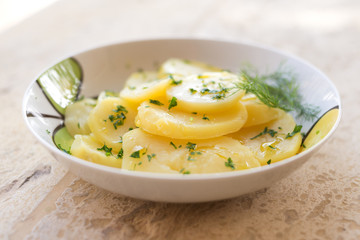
[228,111,302,165]
[64,98,97,137]
[135,100,248,139]
[119,71,171,105]
[166,72,245,113]
[121,129,260,173]
[241,93,282,127]
[300,108,339,152]
[97,90,120,102]
[71,134,122,168]
[88,97,137,152]
[158,58,222,78]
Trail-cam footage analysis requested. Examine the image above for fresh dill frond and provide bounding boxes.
[235,65,320,121]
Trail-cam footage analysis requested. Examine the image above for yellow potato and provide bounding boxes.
[158,58,222,78]
[119,71,171,105]
[135,99,248,139]
[299,108,339,152]
[166,72,245,113]
[64,98,97,137]
[97,90,120,102]
[228,111,302,165]
[241,93,282,127]
[88,97,137,152]
[71,134,122,168]
[121,129,260,173]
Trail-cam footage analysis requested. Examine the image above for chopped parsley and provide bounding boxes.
[130,150,141,158]
[189,88,197,94]
[147,153,156,162]
[191,112,197,115]
[77,122,80,129]
[97,144,112,156]
[186,142,197,151]
[118,136,123,143]
[108,105,128,129]
[149,99,164,106]
[168,97,177,110]
[267,159,272,165]
[285,125,303,139]
[169,74,182,85]
[46,129,50,134]
[225,158,235,170]
[170,141,177,149]
[250,127,278,140]
[113,105,128,113]
[117,148,124,159]
[187,156,196,161]
[179,168,191,174]
[316,130,320,135]
[268,145,277,150]
[202,114,210,121]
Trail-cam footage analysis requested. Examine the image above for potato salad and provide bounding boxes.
[64,58,303,174]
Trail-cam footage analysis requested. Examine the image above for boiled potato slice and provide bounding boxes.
[241,93,282,127]
[97,90,120,102]
[135,99,248,139]
[88,97,137,152]
[299,108,339,152]
[64,98,97,137]
[166,72,245,113]
[119,71,171,105]
[158,58,222,78]
[228,111,302,165]
[71,134,122,168]
[122,129,260,173]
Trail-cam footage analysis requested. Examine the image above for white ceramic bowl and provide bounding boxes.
[23,38,341,202]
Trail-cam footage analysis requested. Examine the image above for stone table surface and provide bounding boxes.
[0,0,359,239]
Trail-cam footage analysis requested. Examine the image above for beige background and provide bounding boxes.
[0,0,359,239]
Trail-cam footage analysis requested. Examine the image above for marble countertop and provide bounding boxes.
[1,0,359,239]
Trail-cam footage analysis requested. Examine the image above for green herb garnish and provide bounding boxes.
[149,99,164,106]
[234,66,320,121]
[170,141,177,149]
[267,159,272,165]
[202,114,210,121]
[147,153,156,162]
[268,145,277,150]
[186,142,197,151]
[168,97,177,110]
[117,148,124,159]
[113,105,128,113]
[130,150,140,158]
[250,127,278,140]
[108,105,128,129]
[286,125,303,139]
[97,144,112,156]
[179,168,191,174]
[189,88,197,94]
[169,74,182,85]
[225,158,235,170]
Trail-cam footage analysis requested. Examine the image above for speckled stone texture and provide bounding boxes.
[0,0,359,239]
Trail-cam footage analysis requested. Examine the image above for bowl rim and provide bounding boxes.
[22,37,342,181]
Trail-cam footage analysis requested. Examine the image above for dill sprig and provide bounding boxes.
[235,65,320,121]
